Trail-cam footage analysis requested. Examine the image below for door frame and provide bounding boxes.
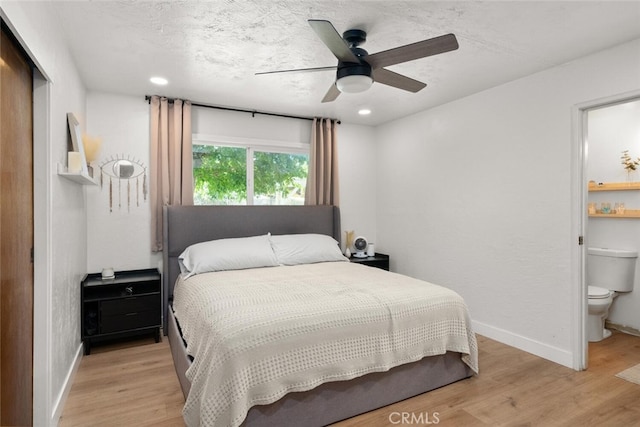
[32,69,53,426]
[571,89,640,370]
[0,10,54,425]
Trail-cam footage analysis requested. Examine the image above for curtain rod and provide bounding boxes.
[144,95,341,124]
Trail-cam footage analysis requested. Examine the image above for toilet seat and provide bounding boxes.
[588,285,611,299]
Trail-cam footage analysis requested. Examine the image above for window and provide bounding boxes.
[192,137,308,205]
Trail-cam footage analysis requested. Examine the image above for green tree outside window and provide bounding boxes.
[193,145,308,205]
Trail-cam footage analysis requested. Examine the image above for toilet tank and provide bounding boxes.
[587,247,638,292]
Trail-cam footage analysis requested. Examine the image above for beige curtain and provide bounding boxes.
[150,96,193,252]
[305,118,340,206]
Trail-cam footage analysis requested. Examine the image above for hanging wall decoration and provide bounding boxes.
[98,155,148,213]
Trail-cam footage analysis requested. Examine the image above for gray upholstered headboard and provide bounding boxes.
[161,205,341,333]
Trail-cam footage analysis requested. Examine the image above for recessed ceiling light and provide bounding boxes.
[358,108,371,116]
[150,76,168,85]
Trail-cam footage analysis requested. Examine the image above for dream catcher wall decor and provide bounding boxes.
[99,155,148,212]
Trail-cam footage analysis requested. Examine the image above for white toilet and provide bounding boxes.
[587,247,637,342]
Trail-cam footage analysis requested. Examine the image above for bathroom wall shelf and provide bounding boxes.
[588,182,640,191]
[589,209,640,218]
[57,163,98,185]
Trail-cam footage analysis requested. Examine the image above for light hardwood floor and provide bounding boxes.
[59,332,640,426]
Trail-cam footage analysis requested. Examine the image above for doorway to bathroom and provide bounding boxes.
[576,91,640,369]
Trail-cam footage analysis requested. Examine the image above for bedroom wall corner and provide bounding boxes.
[45,34,88,427]
[85,92,160,274]
[336,123,378,249]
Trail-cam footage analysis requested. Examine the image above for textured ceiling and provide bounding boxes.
[50,1,640,125]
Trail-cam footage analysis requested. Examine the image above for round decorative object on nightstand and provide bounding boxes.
[353,236,368,258]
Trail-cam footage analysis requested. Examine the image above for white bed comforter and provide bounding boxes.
[173,261,478,427]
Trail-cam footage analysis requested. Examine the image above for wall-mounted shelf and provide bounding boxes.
[589,209,640,218]
[588,181,640,218]
[57,163,98,185]
[588,182,640,191]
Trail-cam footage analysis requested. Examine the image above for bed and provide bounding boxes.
[162,205,477,427]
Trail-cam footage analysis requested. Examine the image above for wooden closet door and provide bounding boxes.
[0,24,34,426]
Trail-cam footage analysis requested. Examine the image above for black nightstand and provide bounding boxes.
[349,253,390,271]
[81,268,161,354]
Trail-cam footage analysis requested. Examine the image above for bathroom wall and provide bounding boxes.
[587,98,640,332]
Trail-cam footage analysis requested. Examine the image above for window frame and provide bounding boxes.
[192,133,309,205]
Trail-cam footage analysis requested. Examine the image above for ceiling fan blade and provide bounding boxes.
[308,20,360,63]
[256,66,336,76]
[366,33,458,69]
[372,68,426,93]
[321,83,341,103]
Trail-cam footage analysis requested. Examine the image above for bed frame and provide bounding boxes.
[162,205,473,426]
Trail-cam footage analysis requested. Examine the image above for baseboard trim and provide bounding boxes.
[472,320,574,369]
[606,321,640,337]
[51,342,83,425]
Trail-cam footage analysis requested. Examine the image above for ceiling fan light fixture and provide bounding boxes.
[336,75,373,93]
[260,20,458,103]
[336,61,373,94]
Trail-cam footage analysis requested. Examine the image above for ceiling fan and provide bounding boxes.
[256,19,459,103]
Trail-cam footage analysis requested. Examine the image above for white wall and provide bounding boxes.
[336,123,377,248]
[86,98,377,271]
[375,38,640,368]
[1,1,88,425]
[86,93,159,273]
[193,107,312,145]
[587,99,640,330]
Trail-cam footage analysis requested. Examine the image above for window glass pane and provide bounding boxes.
[193,145,247,205]
[253,151,308,205]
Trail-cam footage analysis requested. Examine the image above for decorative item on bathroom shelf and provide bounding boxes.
[621,150,640,184]
[615,203,626,215]
[98,154,148,213]
[344,230,355,257]
[82,133,102,178]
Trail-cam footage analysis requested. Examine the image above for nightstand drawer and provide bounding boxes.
[101,310,159,334]
[101,294,160,316]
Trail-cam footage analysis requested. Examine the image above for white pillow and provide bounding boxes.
[269,233,348,266]
[179,235,278,278]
